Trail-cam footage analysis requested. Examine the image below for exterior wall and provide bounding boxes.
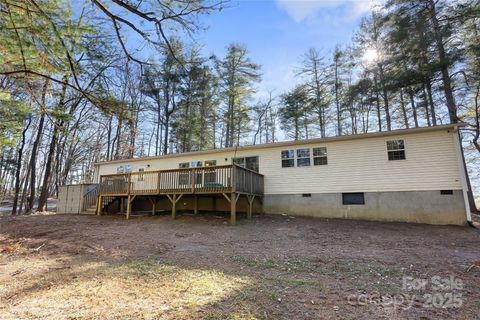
[95,127,468,225]
[96,128,463,194]
[263,191,467,225]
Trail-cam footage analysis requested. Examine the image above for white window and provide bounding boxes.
[204,160,217,183]
[204,160,217,167]
[296,148,311,167]
[313,147,328,165]
[233,156,259,172]
[179,162,189,169]
[179,162,190,185]
[387,140,406,160]
[137,166,145,181]
[281,150,295,168]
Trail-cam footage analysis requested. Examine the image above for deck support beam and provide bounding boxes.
[126,195,136,220]
[194,196,199,214]
[96,195,102,215]
[120,197,124,214]
[149,197,157,216]
[247,195,255,220]
[126,195,131,220]
[167,194,183,220]
[223,192,240,225]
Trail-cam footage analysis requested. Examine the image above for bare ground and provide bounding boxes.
[0,213,479,320]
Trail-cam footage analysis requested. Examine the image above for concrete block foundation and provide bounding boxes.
[263,190,467,225]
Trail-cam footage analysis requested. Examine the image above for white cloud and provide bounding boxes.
[275,0,383,23]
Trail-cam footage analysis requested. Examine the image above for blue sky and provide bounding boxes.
[195,0,380,98]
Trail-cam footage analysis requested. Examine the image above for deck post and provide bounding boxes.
[172,194,177,219]
[194,196,199,214]
[230,192,237,225]
[96,195,102,215]
[120,197,124,214]
[247,195,255,220]
[126,195,132,219]
[151,197,156,216]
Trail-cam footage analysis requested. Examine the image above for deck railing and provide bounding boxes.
[81,186,99,211]
[99,164,264,196]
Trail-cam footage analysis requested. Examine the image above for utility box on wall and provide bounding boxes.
[57,184,97,214]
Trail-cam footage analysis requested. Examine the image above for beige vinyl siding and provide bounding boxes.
[96,129,462,194]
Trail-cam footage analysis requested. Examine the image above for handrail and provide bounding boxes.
[99,164,264,196]
[232,163,265,176]
[82,185,99,211]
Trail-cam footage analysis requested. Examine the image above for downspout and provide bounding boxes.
[452,126,474,227]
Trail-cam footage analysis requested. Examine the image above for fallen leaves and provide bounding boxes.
[0,242,22,254]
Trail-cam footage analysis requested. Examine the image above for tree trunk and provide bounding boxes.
[37,79,67,212]
[422,86,431,127]
[12,116,32,215]
[428,0,457,123]
[37,124,58,212]
[408,89,419,128]
[334,60,342,136]
[399,89,409,129]
[377,65,391,131]
[424,79,437,126]
[374,76,382,131]
[27,80,49,212]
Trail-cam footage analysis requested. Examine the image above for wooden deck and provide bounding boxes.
[96,164,264,225]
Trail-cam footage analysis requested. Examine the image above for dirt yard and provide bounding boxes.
[1,213,479,320]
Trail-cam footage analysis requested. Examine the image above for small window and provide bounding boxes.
[204,160,217,167]
[233,156,259,172]
[296,148,311,167]
[137,167,145,181]
[179,162,190,169]
[387,140,406,160]
[179,162,190,185]
[281,150,295,168]
[245,156,259,172]
[342,193,365,205]
[233,157,245,167]
[191,161,203,167]
[313,147,328,165]
[440,190,453,195]
[204,160,217,183]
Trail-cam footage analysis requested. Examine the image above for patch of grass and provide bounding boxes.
[1,257,253,320]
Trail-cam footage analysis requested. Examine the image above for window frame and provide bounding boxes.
[386,139,406,161]
[281,150,295,168]
[342,193,365,205]
[233,156,260,172]
[204,160,217,183]
[137,166,145,181]
[296,148,311,167]
[313,147,328,166]
[178,162,190,185]
[204,160,217,167]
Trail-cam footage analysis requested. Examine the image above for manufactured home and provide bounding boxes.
[61,124,472,225]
